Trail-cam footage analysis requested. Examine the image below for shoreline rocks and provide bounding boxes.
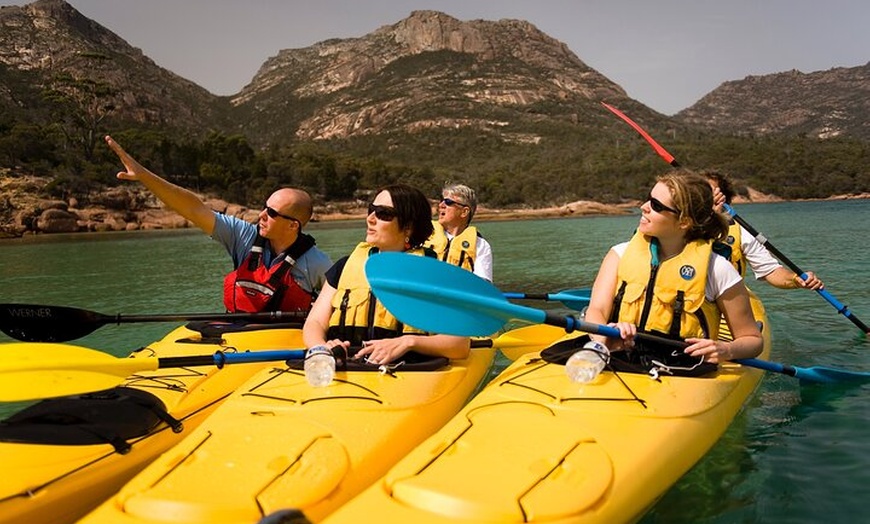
[1,173,867,239]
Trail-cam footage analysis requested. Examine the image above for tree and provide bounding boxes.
[43,52,119,163]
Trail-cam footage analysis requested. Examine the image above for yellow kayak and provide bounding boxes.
[325,296,770,524]
[0,324,304,524]
[80,343,496,523]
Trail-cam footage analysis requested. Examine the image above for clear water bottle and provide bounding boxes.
[304,345,335,387]
[565,340,610,383]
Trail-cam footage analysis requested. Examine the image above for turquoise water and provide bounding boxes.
[1,199,868,522]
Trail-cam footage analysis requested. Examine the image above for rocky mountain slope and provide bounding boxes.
[229,10,641,144]
[4,1,868,145]
[0,0,226,133]
[676,63,870,140]
[0,1,681,145]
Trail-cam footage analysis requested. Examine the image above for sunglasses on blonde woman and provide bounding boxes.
[368,203,397,221]
[646,193,680,215]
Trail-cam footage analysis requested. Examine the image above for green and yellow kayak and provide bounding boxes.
[80,343,497,523]
[0,324,304,524]
[325,296,770,524]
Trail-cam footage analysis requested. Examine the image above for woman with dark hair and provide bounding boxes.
[303,184,470,364]
[585,169,763,367]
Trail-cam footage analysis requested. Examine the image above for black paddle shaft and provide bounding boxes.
[0,303,309,342]
[728,213,869,334]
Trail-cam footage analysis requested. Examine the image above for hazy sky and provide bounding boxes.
[5,0,868,115]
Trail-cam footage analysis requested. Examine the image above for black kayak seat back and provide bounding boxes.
[0,386,179,453]
[181,320,304,344]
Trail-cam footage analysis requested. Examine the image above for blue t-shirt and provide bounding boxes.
[211,213,332,294]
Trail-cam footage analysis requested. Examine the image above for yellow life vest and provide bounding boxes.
[327,242,427,345]
[424,221,478,273]
[611,232,721,340]
[719,222,745,276]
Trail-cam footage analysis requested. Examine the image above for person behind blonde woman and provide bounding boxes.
[584,169,763,367]
[424,183,493,281]
[303,183,470,365]
[703,170,823,291]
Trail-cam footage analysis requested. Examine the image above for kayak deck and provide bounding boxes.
[80,344,495,524]
[325,298,770,523]
[0,324,303,524]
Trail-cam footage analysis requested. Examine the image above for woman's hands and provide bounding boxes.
[684,338,730,364]
[596,321,636,350]
[354,336,412,365]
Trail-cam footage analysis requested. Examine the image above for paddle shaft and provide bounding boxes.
[508,291,863,383]
[503,289,591,311]
[0,322,539,402]
[0,346,307,402]
[503,291,588,302]
[83,311,305,324]
[505,292,561,300]
[722,204,869,333]
[594,325,808,378]
[161,349,306,368]
[602,102,679,166]
[603,102,869,334]
[0,303,308,342]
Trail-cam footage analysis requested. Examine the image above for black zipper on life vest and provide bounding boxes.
[609,281,627,323]
[338,289,350,331]
[695,309,711,339]
[670,290,685,337]
[366,290,377,340]
[638,263,659,331]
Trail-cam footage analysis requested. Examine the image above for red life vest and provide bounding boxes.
[223,233,316,313]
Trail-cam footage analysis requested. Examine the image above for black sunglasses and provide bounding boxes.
[264,204,301,225]
[368,203,397,221]
[440,197,468,208]
[646,193,680,215]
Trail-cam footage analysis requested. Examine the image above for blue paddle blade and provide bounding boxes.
[796,366,870,384]
[550,288,591,311]
[735,358,870,384]
[365,253,547,337]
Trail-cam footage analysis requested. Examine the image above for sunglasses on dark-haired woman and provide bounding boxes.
[368,203,397,222]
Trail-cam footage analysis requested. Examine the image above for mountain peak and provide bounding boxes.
[232,9,624,142]
[0,0,223,132]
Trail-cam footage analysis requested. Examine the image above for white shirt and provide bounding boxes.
[612,242,742,301]
[738,225,782,280]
